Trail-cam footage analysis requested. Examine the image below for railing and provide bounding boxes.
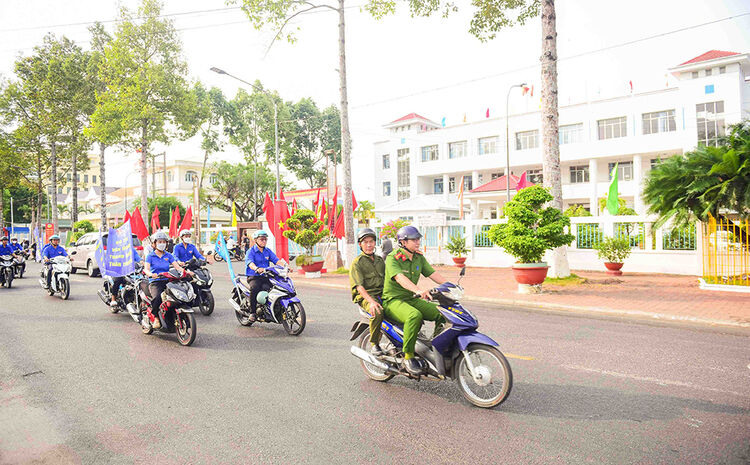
[702,216,749,286]
[473,224,494,248]
[663,224,696,250]
[615,222,646,249]
[576,223,602,249]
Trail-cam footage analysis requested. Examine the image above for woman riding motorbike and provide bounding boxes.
[143,231,191,329]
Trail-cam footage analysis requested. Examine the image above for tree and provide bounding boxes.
[191,83,229,191]
[282,209,330,263]
[354,200,375,223]
[563,204,592,217]
[93,0,194,230]
[71,219,95,242]
[202,161,286,222]
[232,0,357,266]
[134,196,185,231]
[597,196,636,216]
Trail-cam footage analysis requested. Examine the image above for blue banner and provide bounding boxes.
[216,231,236,283]
[98,222,136,277]
[33,227,41,262]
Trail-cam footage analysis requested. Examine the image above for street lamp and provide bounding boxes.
[505,82,527,203]
[211,66,280,199]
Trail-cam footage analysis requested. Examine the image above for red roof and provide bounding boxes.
[390,113,432,124]
[678,50,740,66]
[470,175,521,193]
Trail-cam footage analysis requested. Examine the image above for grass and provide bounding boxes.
[332,267,350,274]
[544,274,586,285]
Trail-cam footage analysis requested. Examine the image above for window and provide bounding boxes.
[559,123,583,144]
[692,71,699,79]
[421,145,439,162]
[449,177,456,193]
[477,174,483,184]
[719,66,726,74]
[92,175,97,184]
[608,161,633,181]
[705,68,712,77]
[478,136,499,155]
[515,130,539,150]
[569,165,589,183]
[382,154,390,169]
[597,116,627,140]
[383,182,391,196]
[491,172,503,180]
[433,178,443,194]
[66,187,71,194]
[650,158,663,169]
[642,110,676,135]
[67,173,72,181]
[397,148,410,200]
[185,170,198,182]
[209,174,218,185]
[463,176,473,191]
[84,174,89,183]
[449,141,467,159]
[696,101,725,147]
[528,169,543,184]
[57,187,63,194]
[167,171,173,182]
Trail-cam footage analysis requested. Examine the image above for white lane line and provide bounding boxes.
[564,365,750,398]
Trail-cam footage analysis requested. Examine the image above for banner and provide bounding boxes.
[33,226,42,262]
[215,231,237,283]
[96,222,136,277]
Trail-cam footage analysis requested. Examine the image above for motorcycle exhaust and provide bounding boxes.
[228,298,242,312]
[126,303,140,322]
[97,290,110,305]
[350,346,395,373]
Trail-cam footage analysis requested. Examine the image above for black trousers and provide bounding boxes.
[148,281,169,315]
[246,276,271,314]
[111,277,126,297]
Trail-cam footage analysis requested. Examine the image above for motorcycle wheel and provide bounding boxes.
[59,280,70,300]
[214,254,224,263]
[199,291,215,316]
[232,291,254,326]
[357,331,394,382]
[5,270,12,289]
[281,302,306,336]
[175,313,197,346]
[455,343,513,409]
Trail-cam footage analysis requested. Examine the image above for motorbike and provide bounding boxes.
[137,269,197,346]
[39,256,71,300]
[12,250,28,278]
[0,255,14,288]
[97,263,144,314]
[183,258,215,315]
[348,268,513,409]
[214,245,244,262]
[229,265,306,336]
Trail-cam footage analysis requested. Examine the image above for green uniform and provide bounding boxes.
[382,247,444,357]
[349,252,386,344]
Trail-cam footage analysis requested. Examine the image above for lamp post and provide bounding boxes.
[505,82,527,203]
[211,67,280,199]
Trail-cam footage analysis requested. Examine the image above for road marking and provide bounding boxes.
[565,365,750,398]
[505,353,535,361]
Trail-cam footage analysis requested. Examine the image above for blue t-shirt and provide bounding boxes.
[173,242,205,262]
[43,244,68,259]
[244,245,279,277]
[10,243,22,252]
[0,244,13,256]
[146,251,176,282]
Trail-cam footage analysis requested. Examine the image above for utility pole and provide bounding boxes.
[163,153,167,196]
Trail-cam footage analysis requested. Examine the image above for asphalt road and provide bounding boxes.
[1,261,749,465]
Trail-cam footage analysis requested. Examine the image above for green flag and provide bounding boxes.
[606,163,619,215]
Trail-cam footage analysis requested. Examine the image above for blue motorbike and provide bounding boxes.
[229,265,306,336]
[349,268,512,408]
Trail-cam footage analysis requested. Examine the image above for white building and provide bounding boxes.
[369,50,750,275]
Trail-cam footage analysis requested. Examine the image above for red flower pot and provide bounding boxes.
[301,261,324,273]
[604,262,623,276]
[452,257,467,267]
[511,263,549,285]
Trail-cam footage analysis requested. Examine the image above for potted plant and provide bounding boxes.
[593,236,632,275]
[487,185,575,288]
[445,234,469,267]
[282,209,330,275]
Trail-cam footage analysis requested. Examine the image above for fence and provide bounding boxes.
[702,216,750,286]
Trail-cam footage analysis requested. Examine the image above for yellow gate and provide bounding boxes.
[702,216,750,286]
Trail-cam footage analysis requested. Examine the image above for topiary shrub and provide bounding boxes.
[71,220,95,242]
[487,185,575,264]
[593,236,632,263]
[445,234,468,257]
[282,209,329,262]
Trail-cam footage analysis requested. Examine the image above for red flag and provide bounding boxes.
[179,206,193,233]
[329,188,338,232]
[131,207,150,241]
[169,207,181,238]
[317,200,328,233]
[516,171,532,191]
[333,192,358,239]
[485,108,490,118]
[530,84,534,97]
[123,210,131,225]
[522,86,529,96]
[629,80,633,93]
[278,189,286,201]
[150,205,161,232]
[291,199,298,216]
[272,200,290,261]
[312,188,321,214]
[263,192,275,227]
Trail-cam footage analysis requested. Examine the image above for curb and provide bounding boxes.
[292,279,750,330]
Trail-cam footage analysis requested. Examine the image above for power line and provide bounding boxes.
[351,10,750,109]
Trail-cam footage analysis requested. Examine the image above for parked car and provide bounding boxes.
[69,232,143,277]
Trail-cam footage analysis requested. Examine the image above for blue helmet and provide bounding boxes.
[396,226,422,243]
[253,230,269,239]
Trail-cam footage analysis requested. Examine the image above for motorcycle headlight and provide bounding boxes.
[171,288,188,301]
[207,278,214,286]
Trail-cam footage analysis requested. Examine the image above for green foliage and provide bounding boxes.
[380,219,410,239]
[201,161,286,221]
[544,274,585,285]
[282,209,329,255]
[597,196,635,216]
[354,200,375,222]
[564,204,592,217]
[71,219,95,242]
[487,185,574,264]
[134,196,184,230]
[445,234,468,257]
[593,236,632,263]
[644,120,750,227]
[283,99,341,188]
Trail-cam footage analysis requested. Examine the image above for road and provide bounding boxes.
[1,261,749,464]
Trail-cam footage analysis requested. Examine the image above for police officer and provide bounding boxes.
[349,228,386,356]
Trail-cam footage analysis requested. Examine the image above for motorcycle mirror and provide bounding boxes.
[459,267,466,277]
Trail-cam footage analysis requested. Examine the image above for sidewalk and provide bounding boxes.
[291,265,750,329]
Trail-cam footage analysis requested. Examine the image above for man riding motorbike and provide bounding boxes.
[0,236,14,256]
[243,230,286,322]
[382,225,447,376]
[42,235,67,288]
[143,231,191,329]
[108,246,142,308]
[9,237,26,276]
[349,228,386,356]
[173,229,205,265]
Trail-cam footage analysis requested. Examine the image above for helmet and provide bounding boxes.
[152,231,169,242]
[396,226,422,243]
[10,237,17,241]
[357,228,377,244]
[49,234,61,241]
[0,236,7,241]
[179,229,192,237]
[253,230,269,239]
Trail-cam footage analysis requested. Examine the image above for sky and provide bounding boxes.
[1,0,750,201]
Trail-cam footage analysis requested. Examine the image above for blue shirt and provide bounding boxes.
[10,243,22,252]
[245,245,279,277]
[146,251,177,282]
[43,244,68,259]
[0,244,13,256]
[173,242,205,262]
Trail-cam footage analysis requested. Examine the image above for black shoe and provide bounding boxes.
[370,344,384,357]
[404,358,423,376]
